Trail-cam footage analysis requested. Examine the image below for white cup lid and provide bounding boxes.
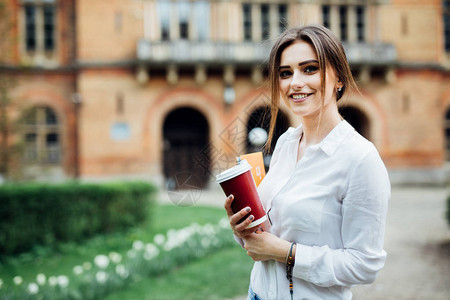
[216,159,252,183]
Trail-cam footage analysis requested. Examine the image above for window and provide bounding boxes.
[278,4,288,34]
[178,1,190,39]
[23,0,56,53]
[243,3,252,41]
[322,5,330,29]
[157,0,171,40]
[261,4,270,40]
[24,5,36,51]
[339,6,348,41]
[323,5,367,42]
[356,6,365,42]
[244,3,289,41]
[43,5,55,50]
[22,106,61,165]
[444,0,450,52]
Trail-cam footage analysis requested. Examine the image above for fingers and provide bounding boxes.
[232,210,254,231]
[229,205,251,224]
[224,194,253,226]
[224,194,255,238]
[224,194,234,217]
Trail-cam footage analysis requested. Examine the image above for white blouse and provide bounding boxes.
[249,120,390,300]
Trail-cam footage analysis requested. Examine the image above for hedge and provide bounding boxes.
[0,181,157,255]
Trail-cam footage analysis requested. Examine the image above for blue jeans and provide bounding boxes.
[248,285,262,300]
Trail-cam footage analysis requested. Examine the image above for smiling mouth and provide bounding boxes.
[290,93,312,102]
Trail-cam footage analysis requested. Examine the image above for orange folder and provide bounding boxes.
[240,152,266,187]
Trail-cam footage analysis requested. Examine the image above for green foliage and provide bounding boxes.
[0,181,157,255]
[0,217,238,300]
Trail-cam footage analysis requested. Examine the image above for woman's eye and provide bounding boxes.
[304,66,319,74]
[280,70,292,78]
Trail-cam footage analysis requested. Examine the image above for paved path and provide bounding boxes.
[352,186,450,300]
[158,185,450,299]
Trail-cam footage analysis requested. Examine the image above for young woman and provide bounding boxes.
[224,25,390,300]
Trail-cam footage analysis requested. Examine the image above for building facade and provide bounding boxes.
[0,0,449,186]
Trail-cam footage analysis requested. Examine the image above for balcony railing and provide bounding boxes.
[342,42,397,65]
[137,40,271,65]
[137,39,396,66]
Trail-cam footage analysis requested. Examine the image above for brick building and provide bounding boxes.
[0,0,449,186]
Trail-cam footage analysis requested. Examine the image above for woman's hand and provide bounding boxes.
[243,231,293,263]
[224,194,256,239]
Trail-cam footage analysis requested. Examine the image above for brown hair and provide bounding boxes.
[265,24,358,151]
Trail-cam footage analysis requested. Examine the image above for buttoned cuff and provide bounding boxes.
[292,243,312,281]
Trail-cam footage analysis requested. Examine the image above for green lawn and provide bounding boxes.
[105,246,252,300]
[0,204,253,299]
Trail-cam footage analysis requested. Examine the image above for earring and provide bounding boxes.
[337,87,342,92]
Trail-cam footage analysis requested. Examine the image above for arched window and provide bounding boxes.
[22,106,61,164]
[445,108,450,161]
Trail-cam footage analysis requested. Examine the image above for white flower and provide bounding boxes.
[36,273,46,285]
[153,234,165,245]
[145,243,159,257]
[13,276,23,285]
[83,261,92,270]
[163,241,175,252]
[202,224,215,235]
[0,278,3,289]
[27,283,39,295]
[48,276,57,286]
[94,255,110,269]
[95,271,108,284]
[127,249,136,258]
[143,251,155,261]
[73,265,84,275]
[57,275,69,288]
[108,252,122,263]
[115,264,129,279]
[133,240,144,251]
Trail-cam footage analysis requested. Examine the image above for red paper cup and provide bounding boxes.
[216,160,267,229]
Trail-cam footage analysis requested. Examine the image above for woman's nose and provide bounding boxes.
[290,71,305,90]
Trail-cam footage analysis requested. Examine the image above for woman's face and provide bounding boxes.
[278,40,341,119]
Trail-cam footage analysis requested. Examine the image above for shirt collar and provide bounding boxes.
[288,120,355,156]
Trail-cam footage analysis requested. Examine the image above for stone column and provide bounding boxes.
[330,5,340,39]
[252,4,261,42]
[348,6,357,42]
[170,2,179,40]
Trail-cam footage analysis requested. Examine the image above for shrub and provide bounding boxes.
[0,181,157,255]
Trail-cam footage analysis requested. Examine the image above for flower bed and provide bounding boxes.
[0,218,234,299]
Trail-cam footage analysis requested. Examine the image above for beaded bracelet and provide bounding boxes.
[286,242,295,300]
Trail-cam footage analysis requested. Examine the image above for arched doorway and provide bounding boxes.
[163,107,210,189]
[339,106,371,141]
[246,106,290,169]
